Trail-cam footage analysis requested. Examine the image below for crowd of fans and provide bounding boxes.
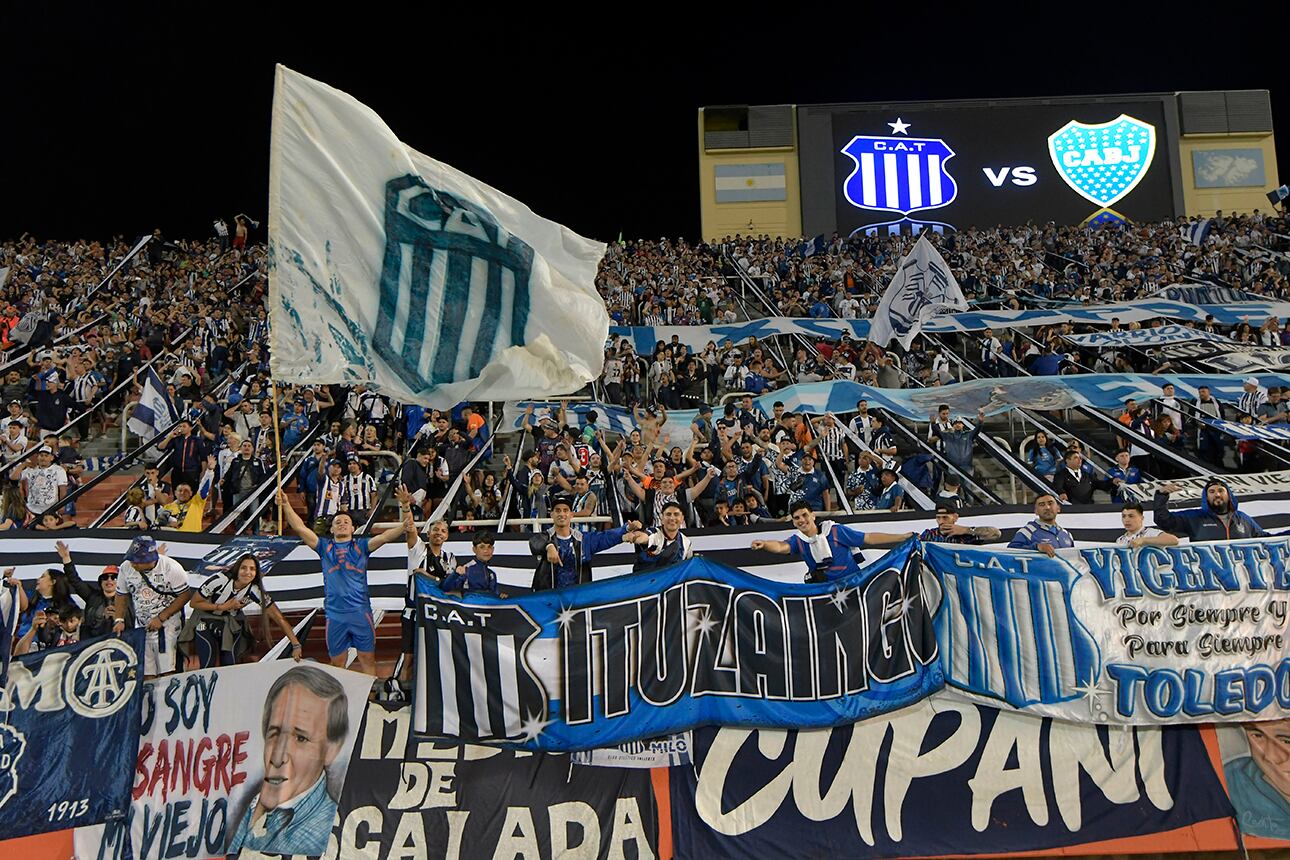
[3,206,1290,673]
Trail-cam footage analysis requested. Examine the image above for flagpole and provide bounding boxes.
[271,379,284,535]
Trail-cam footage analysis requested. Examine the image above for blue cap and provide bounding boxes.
[126,535,159,565]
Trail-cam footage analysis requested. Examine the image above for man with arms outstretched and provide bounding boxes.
[279,487,408,675]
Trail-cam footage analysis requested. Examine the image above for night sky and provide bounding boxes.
[2,6,1284,243]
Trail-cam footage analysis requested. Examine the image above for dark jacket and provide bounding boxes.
[531,526,628,592]
[400,459,433,495]
[222,455,268,500]
[1153,480,1269,542]
[1052,466,1108,505]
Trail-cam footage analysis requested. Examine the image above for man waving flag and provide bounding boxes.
[268,65,609,407]
[867,232,968,350]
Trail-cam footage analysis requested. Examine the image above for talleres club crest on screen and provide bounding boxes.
[841,119,959,218]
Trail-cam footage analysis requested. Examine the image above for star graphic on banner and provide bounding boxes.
[518,710,553,743]
[1164,581,1180,599]
[898,593,921,619]
[690,609,719,639]
[888,117,911,135]
[829,586,853,612]
[1073,677,1110,717]
[555,605,580,631]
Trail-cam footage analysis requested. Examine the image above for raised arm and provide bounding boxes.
[277,488,320,549]
[619,464,646,501]
[368,486,412,552]
[750,539,793,554]
[863,531,915,547]
[689,465,716,497]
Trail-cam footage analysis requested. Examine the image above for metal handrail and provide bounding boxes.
[0,234,152,375]
[89,450,175,528]
[376,515,615,530]
[1,327,196,482]
[215,421,323,534]
[87,361,246,528]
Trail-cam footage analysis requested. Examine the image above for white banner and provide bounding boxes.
[1064,324,1232,347]
[1123,470,1290,503]
[269,65,609,408]
[925,539,1290,724]
[1204,347,1290,374]
[75,661,373,859]
[571,733,693,768]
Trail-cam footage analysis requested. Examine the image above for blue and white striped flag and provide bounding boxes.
[1182,218,1212,246]
[126,367,178,441]
[268,65,609,408]
[867,233,967,349]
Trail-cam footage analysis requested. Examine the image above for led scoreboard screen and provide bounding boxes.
[800,98,1178,236]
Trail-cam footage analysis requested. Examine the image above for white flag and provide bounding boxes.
[126,367,178,441]
[867,233,967,349]
[268,65,609,407]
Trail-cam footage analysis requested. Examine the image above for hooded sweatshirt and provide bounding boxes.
[1153,479,1269,542]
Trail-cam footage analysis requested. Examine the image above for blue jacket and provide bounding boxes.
[1153,479,1268,542]
[441,560,499,595]
[1007,519,1075,551]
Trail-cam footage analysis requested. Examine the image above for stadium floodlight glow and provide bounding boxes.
[840,122,959,216]
[1047,114,1157,209]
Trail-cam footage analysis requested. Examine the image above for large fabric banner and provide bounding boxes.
[1204,417,1290,442]
[1122,470,1290,503]
[610,298,1290,354]
[510,374,1290,441]
[1203,346,1290,374]
[76,661,372,859]
[925,539,1290,724]
[327,704,659,859]
[413,545,943,751]
[0,631,145,841]
[1156,284,1263,304]
[672,698,1236,859]
[269,65,608,408]
[1064,324,1232,347]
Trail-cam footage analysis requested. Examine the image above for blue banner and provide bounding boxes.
[925,540,1290,724]
[611,299,1290,353]
[510,374,1290,440]
[1204,416,1290,442]
[0,629,145,840]
[193,535,300,579]
[671,700,1235,859]
[412,542,942,751]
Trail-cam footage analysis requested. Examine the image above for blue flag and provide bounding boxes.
[0,629,146,840]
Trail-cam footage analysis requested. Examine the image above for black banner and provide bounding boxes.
[328,704,659,859]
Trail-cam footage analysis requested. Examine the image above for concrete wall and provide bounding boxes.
[1178,133,1280,216]
[697,111,802,241]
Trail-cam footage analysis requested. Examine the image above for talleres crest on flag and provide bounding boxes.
[840,119,958,236]
[1047,114,1156,220]
[374,175,536,394]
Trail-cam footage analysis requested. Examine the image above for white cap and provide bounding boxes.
[1244,376,1260,386]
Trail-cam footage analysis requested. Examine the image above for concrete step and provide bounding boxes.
[72,473,140,526]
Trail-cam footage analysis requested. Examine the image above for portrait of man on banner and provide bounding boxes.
[1219,719,1290,840]
[228,665,352,855]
